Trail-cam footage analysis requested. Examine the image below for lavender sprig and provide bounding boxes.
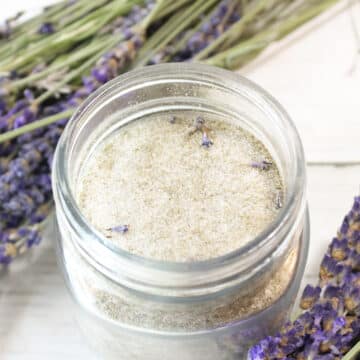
[248,196,360,359]
[0,2,155,267]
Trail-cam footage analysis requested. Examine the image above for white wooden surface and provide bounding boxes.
[1,1,360,359]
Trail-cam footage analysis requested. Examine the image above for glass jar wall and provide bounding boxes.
[52,63,309,359]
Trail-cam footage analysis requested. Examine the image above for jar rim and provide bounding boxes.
[53,63,306,290]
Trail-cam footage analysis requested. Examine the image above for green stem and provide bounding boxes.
[0,0,88,54]
[134,0,218,67]
[164,3,221,60]
[5,39,111,94]
[242,0,291,37]
[54,0,111,28]
[135,7,188,60]
[34,37,118,105]
[140,0,167,29]
[156,0,192,19]
[0,18,101,71]
[343,341,360,360]
[194,0,270,61]
[0,0,137,72]
[205,0,341,69]
[0,109,74,144]
[161,0,235,63]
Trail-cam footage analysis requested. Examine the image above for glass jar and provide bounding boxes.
[52,63,308,360]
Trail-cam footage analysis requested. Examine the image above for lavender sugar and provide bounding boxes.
[73,113,298,330]
[77,114,284,262]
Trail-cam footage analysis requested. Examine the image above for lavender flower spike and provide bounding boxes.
[249,196,360,359]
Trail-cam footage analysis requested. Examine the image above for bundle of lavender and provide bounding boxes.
[0,0,340,271]
[249,197,360,360]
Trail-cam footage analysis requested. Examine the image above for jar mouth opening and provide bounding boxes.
[53,63,306,273]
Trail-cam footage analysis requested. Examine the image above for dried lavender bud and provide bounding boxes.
[38,22,55,35]
[251,160,273,171]
[69,34,145,108]
[172,0,241,61]
[107,225,129,234]
[0,98,7,116]
[168,115,176,124]
[0,224,42,266]
[322,312,346,333]
[320,255,342,283]
[330,238,350,261]
[201,132,213,148]
[300,285,321,310]
[0,99,28,132]
[343,285,360,314]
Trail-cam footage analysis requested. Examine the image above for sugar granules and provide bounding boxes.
[77,114,284,262]
[72,113,299,332]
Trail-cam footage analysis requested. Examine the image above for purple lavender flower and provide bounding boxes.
[173,0,241,61]
[320,255,342,283]
[0,99,28,132]
[339,217,350,238]
[248,343,266,360]
[322,312,346,333]
[330,238,350,261]
[323,285,342,302]
[108,225,129,234]
[3,192,36,218]
[201,132,213,148]
[38,22,55,35]
[0,98,7,116]
[91,67,110,84]
[300,285,321,310]
[343,285,360,314]
[68,34,144,108]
